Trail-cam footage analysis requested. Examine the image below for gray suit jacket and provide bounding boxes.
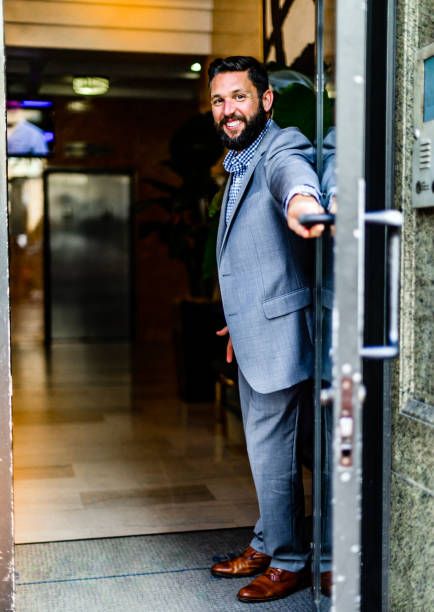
[217,120,320,394]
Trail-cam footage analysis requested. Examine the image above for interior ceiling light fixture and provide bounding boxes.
[190,62,202,73]
[72,77,109,96]
[66,100,92,113]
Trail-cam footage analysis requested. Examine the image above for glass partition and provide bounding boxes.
[313,1,335,609]
[263,1,336,608]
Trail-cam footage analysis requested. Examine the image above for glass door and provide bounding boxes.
[0,1,400,610]
[329,1,400,610]
[297,0,400,609]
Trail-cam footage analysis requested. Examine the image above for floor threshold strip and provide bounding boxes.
[16,565,212,587]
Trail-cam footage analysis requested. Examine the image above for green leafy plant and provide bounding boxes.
[268,68,334,139]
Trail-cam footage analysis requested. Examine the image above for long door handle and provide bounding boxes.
[298,213,335,228]
[361,210,403,359]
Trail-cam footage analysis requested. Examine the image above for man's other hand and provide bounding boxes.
[329,196,337,236]
[287,195,326,239]
[216,326,233,363]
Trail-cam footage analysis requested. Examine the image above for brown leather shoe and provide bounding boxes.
[320,571,332,597]
[237,567,310,602]
[211,546,271,578]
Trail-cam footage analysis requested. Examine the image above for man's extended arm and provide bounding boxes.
[264,128,326,238]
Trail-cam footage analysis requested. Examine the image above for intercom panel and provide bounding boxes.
[412,43,434,208]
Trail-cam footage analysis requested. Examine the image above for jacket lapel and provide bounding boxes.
[218,122,279,262]
[216,177,231,256]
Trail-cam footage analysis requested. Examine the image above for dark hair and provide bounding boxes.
[208,56,269,97]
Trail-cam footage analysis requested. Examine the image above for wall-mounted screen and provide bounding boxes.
[7,100,54,157]
[423,56,434,123]
[412,43,434,208]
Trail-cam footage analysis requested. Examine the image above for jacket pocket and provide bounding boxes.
[262,287,312,319]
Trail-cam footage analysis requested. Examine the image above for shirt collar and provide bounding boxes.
[223,119,272,174]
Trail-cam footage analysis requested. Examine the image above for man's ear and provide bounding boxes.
[262,88,273,113]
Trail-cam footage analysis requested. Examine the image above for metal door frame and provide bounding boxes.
[0,1,15,609]
[361,0,396,609]
[333,1,398,610]
[332,0,367,609]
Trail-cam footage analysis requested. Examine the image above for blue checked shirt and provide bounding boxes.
[223,119,319,224]
[223,120,271,224]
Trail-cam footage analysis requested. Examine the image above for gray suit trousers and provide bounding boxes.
[238,369,332,572]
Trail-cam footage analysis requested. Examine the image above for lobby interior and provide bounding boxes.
[2,2,433,611]
[3,3,329,610]
[7,1,317,548]
[9,47,263,545]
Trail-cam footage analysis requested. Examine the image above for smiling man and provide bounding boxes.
[211,69,270,151]
[209,56,331,603]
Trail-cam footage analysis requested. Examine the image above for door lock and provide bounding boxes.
[338,375,366,467]
[339,376,354,467]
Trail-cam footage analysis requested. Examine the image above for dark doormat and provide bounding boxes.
[15,527,330,611]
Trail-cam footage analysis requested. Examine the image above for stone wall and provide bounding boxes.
[390,0,434,609]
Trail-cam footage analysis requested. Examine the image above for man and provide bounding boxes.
[208,56,331,603]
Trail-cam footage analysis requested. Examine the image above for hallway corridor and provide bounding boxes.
[12,336,258,543]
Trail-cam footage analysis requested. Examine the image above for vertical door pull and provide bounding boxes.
[361,210,403,359]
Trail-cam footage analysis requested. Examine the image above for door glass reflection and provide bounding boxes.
[46,172,131,341]
[318,1,336,609]
[263,0,336,607]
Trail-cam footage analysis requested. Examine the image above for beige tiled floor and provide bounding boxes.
[12,339,260,543]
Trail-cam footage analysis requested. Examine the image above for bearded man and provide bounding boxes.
[209,56,331,603]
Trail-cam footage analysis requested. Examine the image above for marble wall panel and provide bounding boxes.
[389,473,434,610]
[391,0,434,608]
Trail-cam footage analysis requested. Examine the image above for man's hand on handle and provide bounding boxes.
[287,194,326,239]
[216,326,233,363]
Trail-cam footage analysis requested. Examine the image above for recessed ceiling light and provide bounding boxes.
[72,77,109,96]
[190,62,202,73]
[67,100,91,113]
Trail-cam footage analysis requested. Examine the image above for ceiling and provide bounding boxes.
[6,47,205,101]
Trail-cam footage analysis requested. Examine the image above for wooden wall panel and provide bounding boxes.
[4,0,265,58]
[5,1,211,31]
[4,0,212,54]
[5,24,210,54]
[263,0,314,66]
[37,0,211,6]
[212,0,262,58]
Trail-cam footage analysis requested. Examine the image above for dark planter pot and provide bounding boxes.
[173,298,225,402]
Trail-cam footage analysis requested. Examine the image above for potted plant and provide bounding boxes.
[139,111,226,401]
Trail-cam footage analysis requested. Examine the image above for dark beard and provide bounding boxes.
[217,105,268,151]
